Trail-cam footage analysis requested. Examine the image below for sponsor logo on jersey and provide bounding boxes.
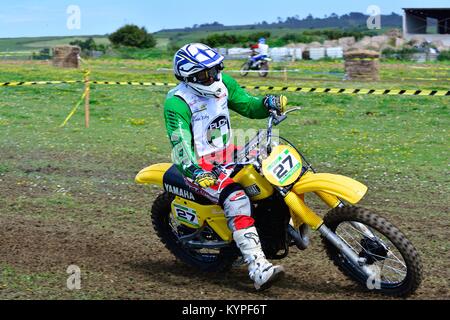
[206,115,231,148]
[192,104,208,113]
[192,114,210,122]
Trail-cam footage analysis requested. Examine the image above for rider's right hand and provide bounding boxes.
[263,95,288,115]
[193,169,218,188]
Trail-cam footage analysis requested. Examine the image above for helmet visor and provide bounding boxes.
[189,63,224,86]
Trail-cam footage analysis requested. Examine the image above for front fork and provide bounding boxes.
[284,191,377,278]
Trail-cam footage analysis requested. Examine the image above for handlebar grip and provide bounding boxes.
[273,115,287,126]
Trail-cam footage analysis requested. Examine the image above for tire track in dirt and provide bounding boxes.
[0,212,368,300]
[1,212,443,300]
[0,150,447,300]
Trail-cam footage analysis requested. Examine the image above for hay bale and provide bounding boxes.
[323,40,339,48]
[386,28,402,38]
[52,46,80,68]
[344,50,380,81]
[338,37,356,49]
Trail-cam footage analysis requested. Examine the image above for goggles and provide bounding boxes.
[188,63,224,86]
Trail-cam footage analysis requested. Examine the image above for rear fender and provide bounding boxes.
[135,163,173,186]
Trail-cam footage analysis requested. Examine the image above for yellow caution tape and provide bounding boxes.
[241,85,449,96]
[1,80,448,96]
[60,91,87,128]
[1,81,83,86]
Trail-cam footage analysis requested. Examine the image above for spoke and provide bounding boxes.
[379,261,402,283]
[341,224,407,268]
[350,222,376,238]
[386,250,408,268]
[169,221,180,237]
[347,222,376,238]
[379,263,407,278]
[337,236,403,282]
[335,223,408,284]
[338,226,408,278]
[379,262,393,283]
[335,231,362,257]
[346,223,406,267]
[339,225,369,251]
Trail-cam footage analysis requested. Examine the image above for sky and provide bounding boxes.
[0,0,449,38]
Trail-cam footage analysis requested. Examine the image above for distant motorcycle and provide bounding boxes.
[240,54,272,78]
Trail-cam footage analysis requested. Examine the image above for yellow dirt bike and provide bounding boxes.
[136,108,423,297]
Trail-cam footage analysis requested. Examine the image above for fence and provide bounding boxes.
[222,47,344,61]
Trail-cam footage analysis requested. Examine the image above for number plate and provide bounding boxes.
[173,204,200,228]
[262,145,303,187]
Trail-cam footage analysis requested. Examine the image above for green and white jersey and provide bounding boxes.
[164,73,269,179]
[174,82,232,157]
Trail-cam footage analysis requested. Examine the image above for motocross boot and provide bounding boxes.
[234,227,285,291]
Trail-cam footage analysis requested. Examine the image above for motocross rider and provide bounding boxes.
[164,43,287,291]
[250,37,270,67]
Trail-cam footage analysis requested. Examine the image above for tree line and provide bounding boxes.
[162,12,403,32]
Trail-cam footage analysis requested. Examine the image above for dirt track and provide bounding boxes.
[0,149,448,300]
[0,181,448,300]
[0,213,378,300]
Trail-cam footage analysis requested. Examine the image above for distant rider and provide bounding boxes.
[164,43,287,291]
[250,38,270,67]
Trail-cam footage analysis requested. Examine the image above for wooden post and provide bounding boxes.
[84,70,90,128]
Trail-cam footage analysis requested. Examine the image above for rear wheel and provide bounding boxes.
[151,193,238,273]
[323,206,423,297]
[259,62,269,77]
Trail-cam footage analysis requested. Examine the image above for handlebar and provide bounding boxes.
[273,115,287,126]
[270,107,303,126]
[215,107,303,191]
[266,106,303,150]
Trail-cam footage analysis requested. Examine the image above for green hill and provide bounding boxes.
[0,36,110,53]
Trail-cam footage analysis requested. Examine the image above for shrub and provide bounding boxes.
[200,32,271,47]
[382,47,421,60]
[437,50,450,61]
[280,33,319,44]
[109,25,156,49]
[70,37,98,51]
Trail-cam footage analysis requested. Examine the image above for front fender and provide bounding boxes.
[293,172,368,205]
[135,163,173,186]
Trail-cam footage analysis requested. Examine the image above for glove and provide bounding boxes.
[193,169,218,188]
[263,95,288,115]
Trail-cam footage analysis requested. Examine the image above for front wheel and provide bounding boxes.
[322,206,423,297]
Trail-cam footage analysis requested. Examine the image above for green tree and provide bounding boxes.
[70,37,98,51]
[109,25,156,48]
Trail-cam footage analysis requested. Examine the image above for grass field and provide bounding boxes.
[0,58,449,300]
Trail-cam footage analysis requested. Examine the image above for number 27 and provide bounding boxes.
[273,155,293,179]
[176,209,196,222]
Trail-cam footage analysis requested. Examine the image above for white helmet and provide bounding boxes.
[174,43,225,98]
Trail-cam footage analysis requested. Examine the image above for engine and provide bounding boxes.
[252,194,291,259]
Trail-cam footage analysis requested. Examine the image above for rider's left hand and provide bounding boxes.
[263,95,288,115]
[193,169,218,188]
